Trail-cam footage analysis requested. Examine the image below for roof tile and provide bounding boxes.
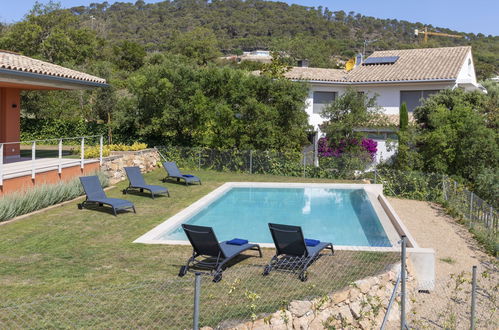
[0,51,106,85]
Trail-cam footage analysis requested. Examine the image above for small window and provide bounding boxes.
[400,90,440,112]
[313,91,336,114]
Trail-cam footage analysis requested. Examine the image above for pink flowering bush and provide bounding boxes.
[318,137,377,160]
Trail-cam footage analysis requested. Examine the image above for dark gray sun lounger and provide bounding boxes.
[162,161,201,185]
[123,166,169,199]
[263,223,334,281]
[78,176,135,216]
[179,224,262,282]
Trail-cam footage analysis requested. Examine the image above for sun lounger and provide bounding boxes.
[179,224,262,282]
[123,166,169,199]
[263,223,334,281]
[162,161,201,185]
[78,176,135,216]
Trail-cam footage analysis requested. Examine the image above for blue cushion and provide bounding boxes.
[304,238,320,247]
[183,174,195,178]
[227,238,249,245]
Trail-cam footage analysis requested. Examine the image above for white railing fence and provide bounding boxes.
[0,135,103,186]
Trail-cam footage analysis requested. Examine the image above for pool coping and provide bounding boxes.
[134,182,406,252]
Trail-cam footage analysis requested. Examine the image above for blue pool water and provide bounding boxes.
[161,187,392,247]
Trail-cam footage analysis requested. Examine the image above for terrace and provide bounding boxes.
[0,135,103,193]
[0,167,496,328]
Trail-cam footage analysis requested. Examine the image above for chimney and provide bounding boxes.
[355,53,363,67]
[297,59,309,67]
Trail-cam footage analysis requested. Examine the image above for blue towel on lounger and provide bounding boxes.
[183,174,195,178]
[227,238,248,245]
[304,239,320,247]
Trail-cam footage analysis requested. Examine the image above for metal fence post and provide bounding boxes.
[0,143,3,186]
[31,141,36,179]
[442,174,446,201]
[99,135,103,166]
[469,192,474,228]
[249,150,253,174]
[80,137,85,169]
[401,235,407,330]
[58,139,63,174]
[193,272,201,330]
[302,151,306,178]
[470,265,477,330]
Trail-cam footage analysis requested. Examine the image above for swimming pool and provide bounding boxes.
[135,183,400,248]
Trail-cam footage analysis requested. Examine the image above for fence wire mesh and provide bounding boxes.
[404,266,498,330]
[1,242,401,329]
[157,146,498,255]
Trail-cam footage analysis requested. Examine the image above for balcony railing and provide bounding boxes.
[0,135,104,185]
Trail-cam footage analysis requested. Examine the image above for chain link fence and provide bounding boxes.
[2,238,497,329]
[156,146,498,255]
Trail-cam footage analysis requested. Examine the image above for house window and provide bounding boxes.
[400,90,440,112]
[313,91,336,114]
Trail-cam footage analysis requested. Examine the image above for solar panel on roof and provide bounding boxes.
[363,56,399,65]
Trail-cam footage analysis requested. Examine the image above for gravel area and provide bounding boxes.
[388,197,498,329]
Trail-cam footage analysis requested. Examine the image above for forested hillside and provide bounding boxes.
[1,0,498,78]
[69,0,499,77]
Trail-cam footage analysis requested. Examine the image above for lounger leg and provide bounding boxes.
[132,206,136,214]
[167,191,170,197]
[113,207,117,216]
[329,243,335,255]
[255,246,263,258]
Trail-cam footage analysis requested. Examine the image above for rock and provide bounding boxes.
[200,327,214,330]
[349,287,361,301]
[330,288,350,305]
[292,313,313,330]
[355,278,371,294]
[349,301,362,319]
[337,304,354,323]
[387,302,399,322]
[289,300,312,318]
[269,310,293,329]
[359,319,372,330]
[249,318,271,330]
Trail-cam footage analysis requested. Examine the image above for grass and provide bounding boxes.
[0,168,399,328]
[439,257,456,264]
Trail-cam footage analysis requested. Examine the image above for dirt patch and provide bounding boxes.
[388,197,498,329]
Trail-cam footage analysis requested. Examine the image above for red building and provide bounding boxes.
[0,50,107,194]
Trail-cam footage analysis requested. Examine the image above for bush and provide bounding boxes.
[80,142,148,158]
[20,118,106,142]
[0,172,108,223]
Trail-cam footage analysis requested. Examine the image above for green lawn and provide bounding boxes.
[0,168,398,328]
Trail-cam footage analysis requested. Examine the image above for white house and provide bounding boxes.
[283,46,484,162]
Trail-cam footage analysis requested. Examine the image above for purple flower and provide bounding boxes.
[318,137,377,160]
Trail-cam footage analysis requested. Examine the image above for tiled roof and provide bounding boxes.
[347,46,470,83]
[284,67,348,82]
[0,50,107,85]
[284,46,471,84]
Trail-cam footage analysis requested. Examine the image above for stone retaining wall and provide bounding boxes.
[208,263,413,330]
[100,148,161,184]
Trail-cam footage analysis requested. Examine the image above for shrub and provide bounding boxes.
[318,137,377,160]
[80,142,148,158]
[0,172,108,223]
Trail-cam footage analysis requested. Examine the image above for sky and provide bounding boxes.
[1,0,498,36]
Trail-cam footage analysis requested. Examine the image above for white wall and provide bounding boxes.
[306,82,454,128]
[306,82,454,164]
[304,84,346,130]
[456,50,479,90]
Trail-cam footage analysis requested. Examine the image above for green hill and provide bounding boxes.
[66,0,497,78]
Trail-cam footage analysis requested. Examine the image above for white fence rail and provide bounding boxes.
[0,135,103,186]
